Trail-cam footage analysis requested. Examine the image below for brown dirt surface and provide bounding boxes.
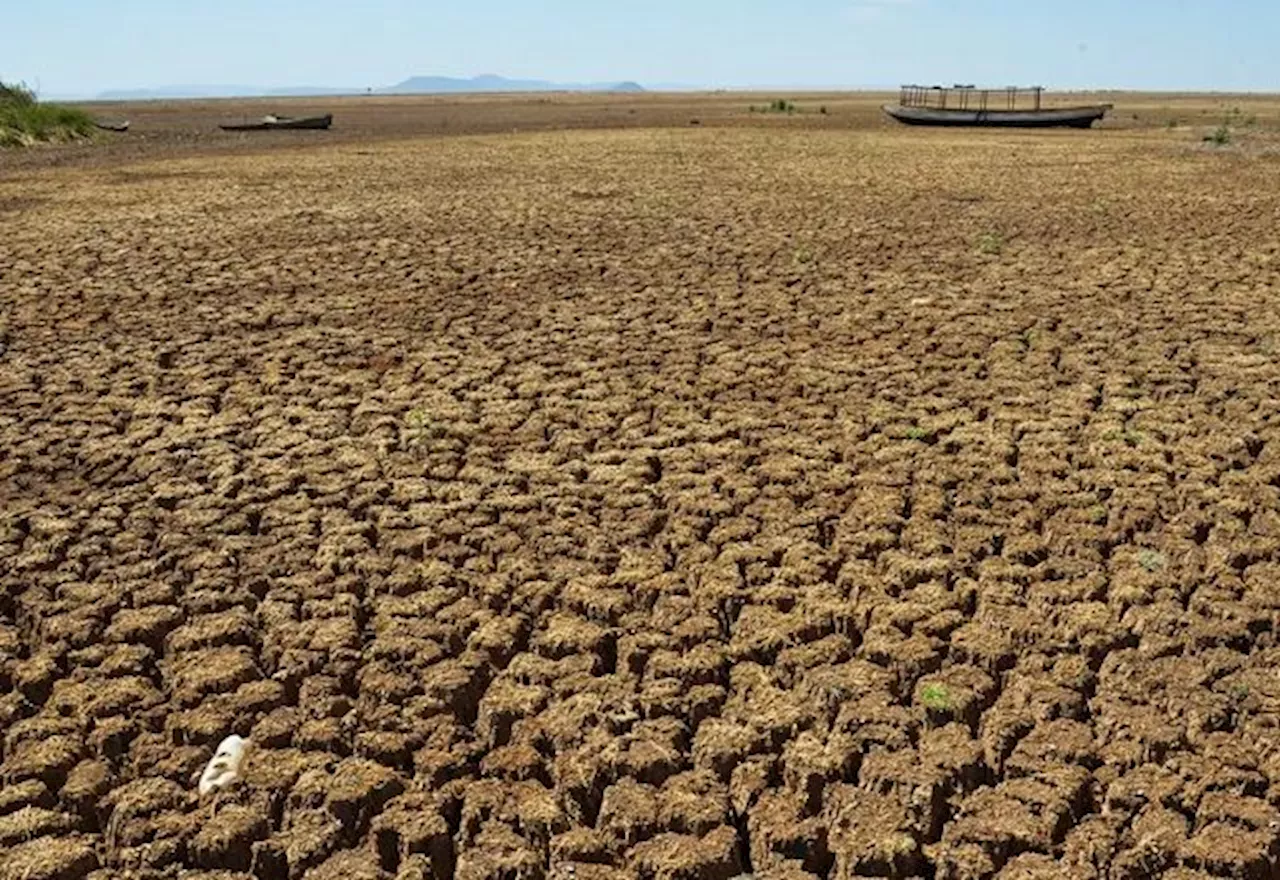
[4,90,1280,878]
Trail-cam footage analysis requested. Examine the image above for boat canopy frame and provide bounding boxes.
[898,84,1045,112]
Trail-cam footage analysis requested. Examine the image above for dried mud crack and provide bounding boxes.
[4,97,1280,880]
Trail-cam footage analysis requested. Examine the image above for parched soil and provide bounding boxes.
[3,93,1280,880]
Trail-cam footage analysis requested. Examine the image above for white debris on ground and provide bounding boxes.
[198,734,248,796]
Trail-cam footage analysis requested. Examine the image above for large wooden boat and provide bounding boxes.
[219,114,333,132]
[883,85,1111,129]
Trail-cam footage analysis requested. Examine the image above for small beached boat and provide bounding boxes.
[219,113,333,132]
[884,86,1111,129]
[93,120,130,132]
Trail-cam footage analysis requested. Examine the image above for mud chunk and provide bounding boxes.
[325,758,406,841]
[12,652,61,704]
[301,848,384,880]
[3,734,82,788]
[104,605,183,649]
[455,822,542,880]
[646,644,729,688]
[994,853,1065,878]
[939,771,1087,871]
[102,777,189,847]
[477,677,548,749]
[254,808,343,880]
[1110,805,1187,878]
[627,825,743,880]
[600,778,661,847]
[480,742,548,784]
[252,707,301,749]
[1178,821,1280,879]
[919,724,989,794]
[748,789,829,874]
[130,732,208,782]
[414,742,478,790]
[354,730,418,772]
[535,613,612,666]
[781,731,858,814]
[692,719,768,781]
[0,806,79,847]
[1005,719,1097,777]
[858,749,950,840]
[0,779,56,816]
[372,792,453,875]
[825,785,923,879]
[914,665,996,731]
[950,622,1016,676]
[658,771,730,836]
[88,715,138,761]
[0,836,99,880]
[167,608,257,652]
[551,827,617,864]
[172,648,259,707]
[1061,815,1121,876]
[421,656,490,723]
[189,803,270,870]
[61,760,113,818]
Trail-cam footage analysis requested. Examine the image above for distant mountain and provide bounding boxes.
[93,75,648,101]
[383,74,646,94]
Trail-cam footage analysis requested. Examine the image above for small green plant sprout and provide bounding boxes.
[1088,506,1108,525]
[905,426,929,442]
[402,407,442,455]
[1137,549,1167,573]
[976,231,1005,255]
[794,246,814,265]
[887,833,919,858]
[920,682,951,712]
[1123,430,1144,447]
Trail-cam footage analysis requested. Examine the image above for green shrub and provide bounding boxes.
[0,81,36,105]
[1203,123,1232,146]
[0,80,95,147]
[751,99,801,115]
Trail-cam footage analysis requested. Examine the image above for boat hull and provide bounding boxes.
[219,114,333,132]
[883,104,1110,129]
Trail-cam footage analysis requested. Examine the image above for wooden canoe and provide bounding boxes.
[883,103,1111,129]
[93,120,130,132]
[219,113,333,132]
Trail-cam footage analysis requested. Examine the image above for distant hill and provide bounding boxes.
[94,75,647,101]
[384,75,646,94]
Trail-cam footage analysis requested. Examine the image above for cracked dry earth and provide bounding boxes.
[4,115,1280,880]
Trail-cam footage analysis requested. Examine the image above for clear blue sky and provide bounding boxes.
[3,0,1276,96]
